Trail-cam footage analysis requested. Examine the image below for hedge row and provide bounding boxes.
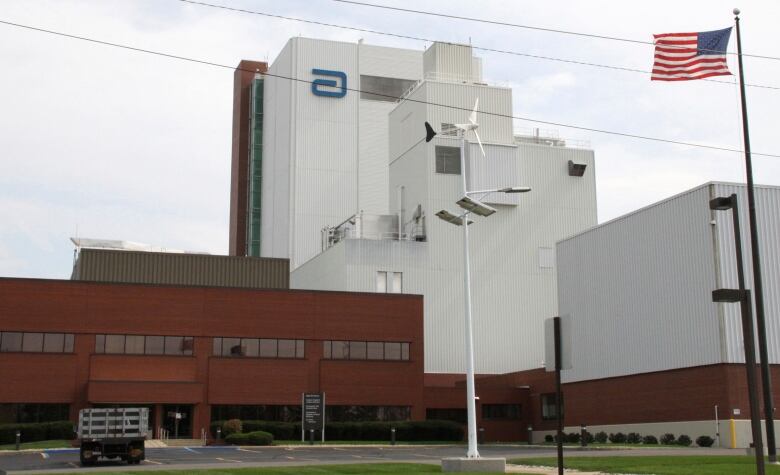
[0,421,74,445]
[225,430,273,446]
[212,420,463,442]
[546,431,710,447]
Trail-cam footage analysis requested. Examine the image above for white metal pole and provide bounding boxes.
[460,132,479,459]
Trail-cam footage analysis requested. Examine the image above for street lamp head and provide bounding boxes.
[709,196,735,211]
[456,196,497,217]
[436,209,472,226]
[499,186,532,194]
[712,288,746,303]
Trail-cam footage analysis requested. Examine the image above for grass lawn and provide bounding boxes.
[274,440,461,446]
[0,439,72,451]
[38,463,516,475]
[514,455,780,474]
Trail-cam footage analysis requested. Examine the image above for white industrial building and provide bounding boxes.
[555,182,780,447]
[261,38,423,269]
[284,40,597,374]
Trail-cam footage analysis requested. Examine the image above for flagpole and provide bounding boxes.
[734,8,777,463]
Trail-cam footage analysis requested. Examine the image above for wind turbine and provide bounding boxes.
[454,98,486,158]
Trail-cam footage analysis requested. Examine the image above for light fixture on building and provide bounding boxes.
[568,160,587,177]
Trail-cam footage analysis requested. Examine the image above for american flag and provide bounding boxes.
[652,27,732,81]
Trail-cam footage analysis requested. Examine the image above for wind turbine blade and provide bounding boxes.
[469,98,479,125]
[474,129,486,158]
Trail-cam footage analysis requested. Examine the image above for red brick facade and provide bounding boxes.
[0,278,424,438]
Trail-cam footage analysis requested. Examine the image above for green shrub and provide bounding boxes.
[246,431,273,446]
[696,435,714,447]
[608,432,626,443]
[582,431,594,444]
[594,431,608,443]
[676,434,692,446]
[566,432,580,443]
[242,421,299,440]
[660,433,676,445]
[544,434,554,443]
[626,432,642,444]
[222,419,242,437]
[642,435,658,444]
[224,432,250,445]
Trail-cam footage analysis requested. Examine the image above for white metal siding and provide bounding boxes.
[712,183,780,363]
[262,38,424,269]
[261,40,294,260]
[295,128,597,374]
[557,185,723,383]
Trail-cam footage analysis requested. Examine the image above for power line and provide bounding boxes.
[334,0,780,62]
[175,0,778,91]
[0,18,778,159]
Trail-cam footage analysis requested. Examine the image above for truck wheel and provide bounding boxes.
[79,453,96,466]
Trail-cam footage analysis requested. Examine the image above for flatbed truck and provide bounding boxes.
[77,407,148,466]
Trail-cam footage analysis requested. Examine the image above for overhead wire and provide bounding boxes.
[175,0,779,91]
[0,18,778,159]
[334,0,780,61]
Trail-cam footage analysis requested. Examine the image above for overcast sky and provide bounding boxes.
[1,0,778,279]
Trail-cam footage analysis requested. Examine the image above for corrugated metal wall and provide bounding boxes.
[712,183,780,363]
[73,249,289,289]
[558,185,724,383]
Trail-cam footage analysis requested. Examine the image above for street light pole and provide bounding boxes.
[459,130,479,459]
[711,194,764,475]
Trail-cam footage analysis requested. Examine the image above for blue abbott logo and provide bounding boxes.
[311,69,347,98]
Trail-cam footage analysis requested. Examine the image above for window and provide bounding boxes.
[278,339,296,358]
[1,332,74,353]
[541,393,563,420]
[21,333,44,352]
[0,403,70,424]
[323,341,410,361]
[105,334,125,354]
[94,334,193,356]
[360,75,417,102]
[125,335,145,354]
[327,405,411,422]
[212,337,305,359]
[145,336,165,355]
[376,271,402,293]
[482,404,522,420]
[211,405,301,423]
[426,408,467,424]
[435,146,461,174]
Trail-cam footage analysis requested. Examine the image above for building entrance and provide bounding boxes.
[162,404,192,439]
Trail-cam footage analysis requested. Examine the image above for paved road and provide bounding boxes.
[0,444,738,474]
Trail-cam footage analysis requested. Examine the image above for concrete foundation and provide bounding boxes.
[441,457,506,473]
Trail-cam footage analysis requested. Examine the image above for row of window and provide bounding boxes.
[323,340,410,361]
[0,403,70,424]
[0,332,74,353]
[213,337,305,359]
[95,334,194,356]
[0,333,411,362]
[211,405,412,423]
[426,404,523,423]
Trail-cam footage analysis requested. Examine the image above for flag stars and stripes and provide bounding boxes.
[652,27,732,81]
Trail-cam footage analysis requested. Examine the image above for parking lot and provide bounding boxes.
[0,444,552,473]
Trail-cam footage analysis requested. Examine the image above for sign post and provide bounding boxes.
[545,316,572,475]
[302,393,325,443]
